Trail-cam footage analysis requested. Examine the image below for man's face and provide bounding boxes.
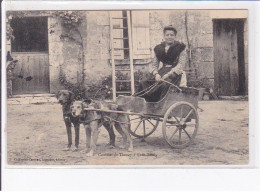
[164,30,176,44]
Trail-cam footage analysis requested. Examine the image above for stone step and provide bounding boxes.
[11,94,55,98]
[7,94,58,105]
[218,96,248,101]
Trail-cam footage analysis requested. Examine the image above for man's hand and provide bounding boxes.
[162,73,169,80]
[155,74,161,82]
[174,69,183,75]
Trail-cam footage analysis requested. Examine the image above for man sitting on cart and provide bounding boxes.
[137,25,187,102]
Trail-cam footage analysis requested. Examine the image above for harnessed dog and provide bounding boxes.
[56,90,116,151]
[71,100,133,156]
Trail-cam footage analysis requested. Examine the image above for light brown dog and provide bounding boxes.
[71,100,133,156]
[57,90,116,151]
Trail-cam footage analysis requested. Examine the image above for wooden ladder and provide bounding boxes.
[109,11,135,102]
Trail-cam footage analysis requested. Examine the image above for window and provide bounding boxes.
[10,17,48,52]
[110,11,151,61]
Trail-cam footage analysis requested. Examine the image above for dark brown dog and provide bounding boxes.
[71,100,133,156]
[56,90,116,151]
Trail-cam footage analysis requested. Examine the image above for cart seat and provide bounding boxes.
[135,82,172,102]
[116,86,199,115]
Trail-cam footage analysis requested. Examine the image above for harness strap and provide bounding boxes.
[81,118,102,124]
[133,82,160,97]
[64,113,71,121]
[160,79,182,92]
[103,116,130,125]
[80,107,102,124]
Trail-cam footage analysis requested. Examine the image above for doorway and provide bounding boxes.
[10,17,50,94]
[213,19,246,96]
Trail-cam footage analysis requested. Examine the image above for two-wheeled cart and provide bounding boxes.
[85,82,200,149]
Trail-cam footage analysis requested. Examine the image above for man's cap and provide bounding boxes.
[163,25,177,35]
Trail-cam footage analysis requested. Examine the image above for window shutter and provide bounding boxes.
[131,11,151,59]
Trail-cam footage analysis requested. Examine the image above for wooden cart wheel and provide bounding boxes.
[129,115,159,138]
[162,101,199,149]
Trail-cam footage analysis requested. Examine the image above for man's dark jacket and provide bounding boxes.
[154,41,186,68]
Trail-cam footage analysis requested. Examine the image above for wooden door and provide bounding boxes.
[213,19,245,96]
[10,17,49,94]
[12,53,49,94]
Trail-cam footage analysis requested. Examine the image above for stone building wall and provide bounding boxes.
[6,10,248,95]
[48,16,64,93]
[84,11,111,86]
[148,10,214,88]
[79,10,216,88]
[60,10,248,93]
[47,10,217,92]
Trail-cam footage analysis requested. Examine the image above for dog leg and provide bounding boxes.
[121,123,133,152]
[103,122,115,147]
[122,115,133,152]
[73,123,80,151]
[86,122,100,157]
[85,125,91,150]
[114,122,129,150]
[65,121,72,151]
[115,116,133,152]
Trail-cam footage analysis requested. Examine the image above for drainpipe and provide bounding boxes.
[184,11,191,69]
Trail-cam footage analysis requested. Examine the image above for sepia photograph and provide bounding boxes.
[4,8,249,166]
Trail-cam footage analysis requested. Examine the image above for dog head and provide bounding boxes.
[56,90,75,105]
[70,98,93,117]
[70,101,84,117]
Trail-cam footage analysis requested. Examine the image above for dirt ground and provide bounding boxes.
[6,100,249,165]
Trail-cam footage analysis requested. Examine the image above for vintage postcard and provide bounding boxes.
[4,7,249,166]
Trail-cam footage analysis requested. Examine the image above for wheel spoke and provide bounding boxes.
[183,128,191,140]
[166,123,179,127]
[147,119,156,128]
[169,128,179,141]
[131,120,144,125]
[184,109,194,122]
[143,120,146,136]
[178,129,182,144]
[169,109,180,123]
[134,120,142,133]
[173,116,180,123]
[180,105,183,118]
